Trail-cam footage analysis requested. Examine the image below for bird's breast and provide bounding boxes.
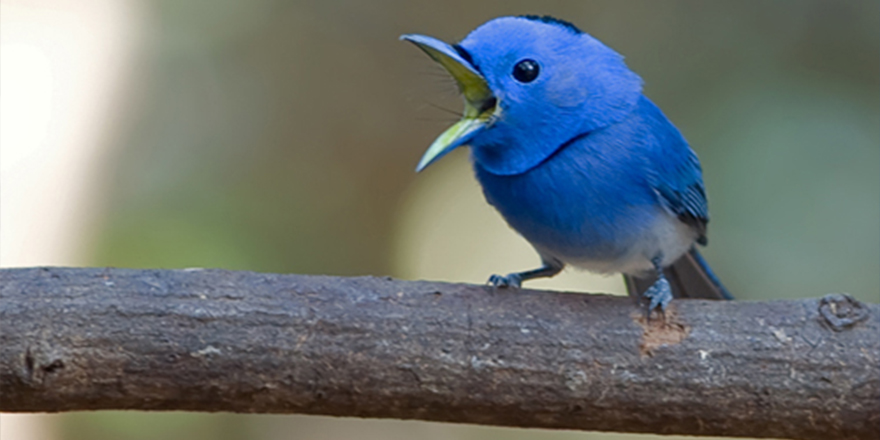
[472,132,696,275]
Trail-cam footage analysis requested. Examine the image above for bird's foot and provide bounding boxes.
[488,273,522,288]
[643,277,673,315]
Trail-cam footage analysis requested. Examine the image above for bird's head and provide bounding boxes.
[402,15,643,175]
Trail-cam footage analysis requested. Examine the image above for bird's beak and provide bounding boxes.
[401,34,497,172]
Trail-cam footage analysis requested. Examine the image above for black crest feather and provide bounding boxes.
[518,15,583,34]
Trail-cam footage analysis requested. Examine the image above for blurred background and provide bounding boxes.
[1,0,877,439]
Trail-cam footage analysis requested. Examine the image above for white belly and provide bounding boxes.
[537,210,698,276]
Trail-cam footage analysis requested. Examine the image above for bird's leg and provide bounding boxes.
[489,257,563,288]
[643,255,673,314]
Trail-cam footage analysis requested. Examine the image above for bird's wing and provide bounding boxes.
[639,99,710,244]
[648,148,709,244]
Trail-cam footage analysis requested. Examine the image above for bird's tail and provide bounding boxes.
[624,248,733,300]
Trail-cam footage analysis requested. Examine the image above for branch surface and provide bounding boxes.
[1,267,877,440]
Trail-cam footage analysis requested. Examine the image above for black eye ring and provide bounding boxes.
[512,59,540,83]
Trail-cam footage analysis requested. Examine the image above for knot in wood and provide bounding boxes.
[818,293,869,331]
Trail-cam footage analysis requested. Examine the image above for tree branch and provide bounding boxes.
[1,267,877,439]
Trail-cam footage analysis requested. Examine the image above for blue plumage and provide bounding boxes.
[475,96,697,268]
[402,15,731,311]
[458,17,642,176]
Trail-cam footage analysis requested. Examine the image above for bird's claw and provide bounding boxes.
[643,277,673,316]
[488,273,522,288]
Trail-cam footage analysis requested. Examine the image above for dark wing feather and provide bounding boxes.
[648,149,710,245]
[638,98,710,244]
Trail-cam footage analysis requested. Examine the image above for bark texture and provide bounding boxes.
[1,267,877,440]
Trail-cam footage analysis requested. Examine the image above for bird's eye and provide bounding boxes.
[512,59,540,83]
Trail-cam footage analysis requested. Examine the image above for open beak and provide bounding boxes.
[401,34,497,172]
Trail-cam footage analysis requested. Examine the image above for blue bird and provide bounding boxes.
[402,15,732,312]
